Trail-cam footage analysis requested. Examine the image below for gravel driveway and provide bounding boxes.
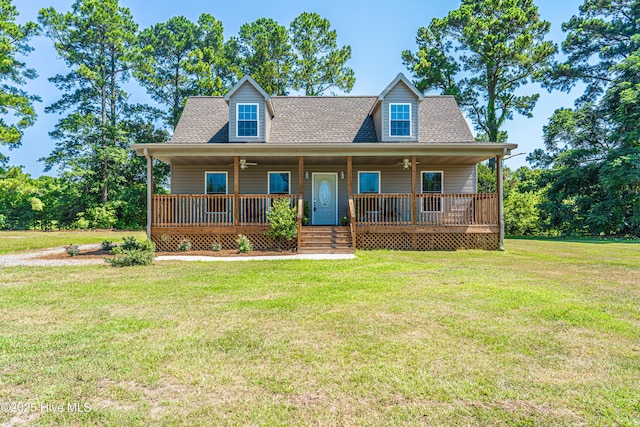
[0,244,105,267]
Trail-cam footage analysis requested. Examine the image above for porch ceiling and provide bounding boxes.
[133,142,517,166]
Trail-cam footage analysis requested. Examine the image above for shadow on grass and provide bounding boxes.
[507,235,640,244]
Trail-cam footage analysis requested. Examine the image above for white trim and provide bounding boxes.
[311,172,338,225]
[357,171,381,194]
[204,171,228,194]
[267,171,291,195]
[389,103,412,138]
[420,170,443,212]
[236,103,259,138]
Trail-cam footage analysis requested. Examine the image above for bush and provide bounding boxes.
[266,198,297,250]
[64,244,79,256]
[107,248,155,267]
[211,242,222,251]
[72,212,90,229]
[177,239,192,251]
[121,236,154,251]
[101,240,114,251]
[106,236,156,267]
[86,205,117,229]
[236,234,253,253]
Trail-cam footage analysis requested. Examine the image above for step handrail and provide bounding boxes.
[348,198,356,249]
[297,198,303,250]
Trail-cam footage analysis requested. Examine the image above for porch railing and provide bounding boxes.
[152,194,299,227]
[352,193,498,226]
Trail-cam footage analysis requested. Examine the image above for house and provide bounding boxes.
[131,73,517,253]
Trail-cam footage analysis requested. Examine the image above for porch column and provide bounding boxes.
[298,156,304,197]
[234,156,239,226]
[496,154,505,251]
[411,155,417,225]
[347,156,352,197]
[144,148,153,240]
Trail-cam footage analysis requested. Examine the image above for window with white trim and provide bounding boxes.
[421,171,443,212]
[358,171,380,194]
[389,103,411,137]
[205,172,227,194]
[237,103,258,137]
[268,172,291,194]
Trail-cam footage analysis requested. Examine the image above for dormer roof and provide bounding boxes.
[224,75,275,117]
[369,73,423,116]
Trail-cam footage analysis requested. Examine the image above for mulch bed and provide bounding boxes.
[36,248,296,261]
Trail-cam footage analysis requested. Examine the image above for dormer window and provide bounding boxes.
[237,103,258,137]
[389,103,411,137]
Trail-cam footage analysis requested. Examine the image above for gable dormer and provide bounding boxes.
[224,75,275,142]
[370,73,423,142]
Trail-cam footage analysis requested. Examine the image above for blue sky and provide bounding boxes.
[12,0,585,176]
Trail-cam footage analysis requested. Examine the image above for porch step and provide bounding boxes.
[298,226,355,254]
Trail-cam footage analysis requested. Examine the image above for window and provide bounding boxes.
[237,103,258,137]
[268,172,290,194]
[390,103,411,137]
[205,172,227,194]
[422,171,443,212]
[358,171,380,194]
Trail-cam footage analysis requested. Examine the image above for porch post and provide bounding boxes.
[411,155,417,225]
[298,156,304,197]
[234,156,239,226]
[144,148,153,240]
[347,156,352,197]
[496,154,505,250]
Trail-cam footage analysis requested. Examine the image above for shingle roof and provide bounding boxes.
[168,95,474,144]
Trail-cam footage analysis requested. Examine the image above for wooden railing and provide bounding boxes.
[297,198,304,249]
[152,194,299,227]
[353,193,498,226]
[348,198,357,248]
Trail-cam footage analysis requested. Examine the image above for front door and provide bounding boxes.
[312,173,338,225]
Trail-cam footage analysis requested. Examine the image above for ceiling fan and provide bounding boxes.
[393,158,419,170]
[228,159,258,170]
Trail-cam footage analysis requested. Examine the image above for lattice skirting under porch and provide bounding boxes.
[151,230,295,252]
[356,232,499,251]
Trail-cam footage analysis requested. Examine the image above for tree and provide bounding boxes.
[402,0,556,151]
[0,0,40,166]
[135,14,240,130]
[289,12,355,95]
[235,18,294,95]
[531,0,640,236]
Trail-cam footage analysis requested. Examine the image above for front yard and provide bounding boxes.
[0,235,638,425]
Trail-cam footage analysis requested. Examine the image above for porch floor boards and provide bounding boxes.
[298,226,355,255]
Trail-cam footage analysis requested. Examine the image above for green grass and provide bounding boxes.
[0,230,146,254]
[1,238,639,425]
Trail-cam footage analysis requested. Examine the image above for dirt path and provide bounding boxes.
[0,244,106,267]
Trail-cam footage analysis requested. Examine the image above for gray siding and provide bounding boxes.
[381,82,419,142]
[172,163,476,196]
[373,105,382,142]
[228,81,266,142]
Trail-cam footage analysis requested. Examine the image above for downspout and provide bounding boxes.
[144,148,152,240]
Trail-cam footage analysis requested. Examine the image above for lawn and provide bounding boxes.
[0,230,146,254]
[1,237,639,425]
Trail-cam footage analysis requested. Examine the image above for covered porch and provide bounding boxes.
[133,143,513,252]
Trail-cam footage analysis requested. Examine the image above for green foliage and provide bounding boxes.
[211,242,222,251]
[266,198,297,250]
[236,234,253,253]
[531,0,640,237]
[106,247,155,266]
[72,213,90,230]
[177,239,192,252]
[107,235,155,266]
[403,0,556,144]
[0,0,40,164]
[235,18,293,95]
[64,244,79,256]
[289,12,355,95]
[477,163,496,193]
[101,240,113,251]
[505,190,541,235]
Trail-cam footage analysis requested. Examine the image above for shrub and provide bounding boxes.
[64,244,79,256]
[236,234,253,253]
[106,236,156,267]
[266,198,297,250]
[86,205,117,229]
[107,248,155,267]
[121,236,154,251]
[72,212,90,230]
[101,240,114,251]
[177,239,192,252]
[211,242,222,251]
